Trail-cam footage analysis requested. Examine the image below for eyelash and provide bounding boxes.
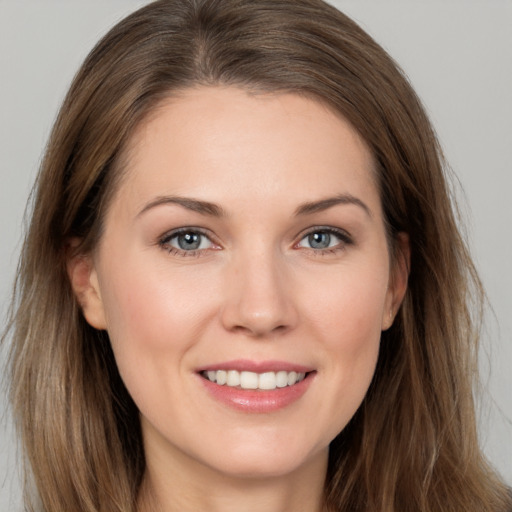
[158,228,217,258]
[295,226,353,255]
[158,226,353,257]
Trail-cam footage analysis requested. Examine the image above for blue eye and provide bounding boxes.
[306,232,333,249]
[297,228,350,251]
[161,229,214,253]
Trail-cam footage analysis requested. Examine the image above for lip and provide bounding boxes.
[196,359,314,373]
[196,360,316,413]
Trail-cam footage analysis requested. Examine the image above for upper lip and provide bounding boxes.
[196,359,314,374]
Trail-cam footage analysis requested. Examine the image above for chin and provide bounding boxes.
[198,436,328,481]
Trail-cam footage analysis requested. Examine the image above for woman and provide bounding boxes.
[2,0,511,510]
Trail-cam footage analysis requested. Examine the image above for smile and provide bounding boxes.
[197,360,315,412]
[202,370,307,390]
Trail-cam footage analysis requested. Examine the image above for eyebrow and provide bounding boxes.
[137,196,226,218]
[294,194,372,217]
[137,193,371,219]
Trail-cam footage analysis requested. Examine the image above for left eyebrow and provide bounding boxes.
[294,194,372,218]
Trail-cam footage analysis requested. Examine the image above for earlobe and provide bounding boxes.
[382,232,410,331]
[66,249,107,330]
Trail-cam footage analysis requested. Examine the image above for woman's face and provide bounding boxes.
[75,87,407,481]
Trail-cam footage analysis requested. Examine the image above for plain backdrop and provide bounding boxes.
[1,1,511,509]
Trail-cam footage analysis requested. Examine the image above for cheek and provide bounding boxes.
[95,257,225,430]
[300,263,387,434]
[103,254,211,329]
[315,277,384,386]
[97,254,221,381]
[303,259,389,346]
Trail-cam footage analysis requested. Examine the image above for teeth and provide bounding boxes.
[276,371,289,388]
[203,370,308,390]
[216,370,227,385]
[226,370,240,387]
[258,372,276,390]
[240,371,259,389]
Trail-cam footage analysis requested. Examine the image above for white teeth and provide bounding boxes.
[258,372,276,390]
[216,370,227,385]
[203,369,308,390]
[226,370,240,387]
[287,371,297,386]
[240,371,259,389]
[276,371,289,388]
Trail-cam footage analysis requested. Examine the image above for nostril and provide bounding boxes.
[230,322,289,338]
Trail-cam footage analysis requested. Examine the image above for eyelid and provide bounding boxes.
[158,227,221,256]
[294,226,353,250]
[159,226,213,244]
[156,225,353,256]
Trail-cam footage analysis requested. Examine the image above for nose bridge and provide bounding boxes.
[220,241,297,337]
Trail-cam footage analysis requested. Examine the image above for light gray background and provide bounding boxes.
[1,1,510,509]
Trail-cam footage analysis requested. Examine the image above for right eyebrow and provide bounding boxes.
[136,196,226,218]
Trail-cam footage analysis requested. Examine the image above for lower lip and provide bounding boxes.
[198,373,314,413]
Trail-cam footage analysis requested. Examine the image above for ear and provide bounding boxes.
[66,244,107,330]
[382,232,410,331]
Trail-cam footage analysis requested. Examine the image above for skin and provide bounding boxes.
[69,86,408,512]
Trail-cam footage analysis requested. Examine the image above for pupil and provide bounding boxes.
[178,232,200,250]
[309,232,330,249]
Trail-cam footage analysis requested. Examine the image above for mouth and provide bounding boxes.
[196,360,315,412]
[201,369,309,390]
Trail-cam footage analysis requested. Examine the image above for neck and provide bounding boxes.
[138,446,328,512]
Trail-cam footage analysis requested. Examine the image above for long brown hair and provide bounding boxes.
[3,0,510,510]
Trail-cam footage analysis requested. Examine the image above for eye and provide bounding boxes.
[297,228,352,251]
[160,229,216,254]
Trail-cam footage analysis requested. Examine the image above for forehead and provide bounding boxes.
[114,86,379,215]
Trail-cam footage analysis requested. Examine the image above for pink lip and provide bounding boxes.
[196,360,316,413]
[196,359,314,373]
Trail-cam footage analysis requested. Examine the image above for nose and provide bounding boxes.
[220,248,298,338]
